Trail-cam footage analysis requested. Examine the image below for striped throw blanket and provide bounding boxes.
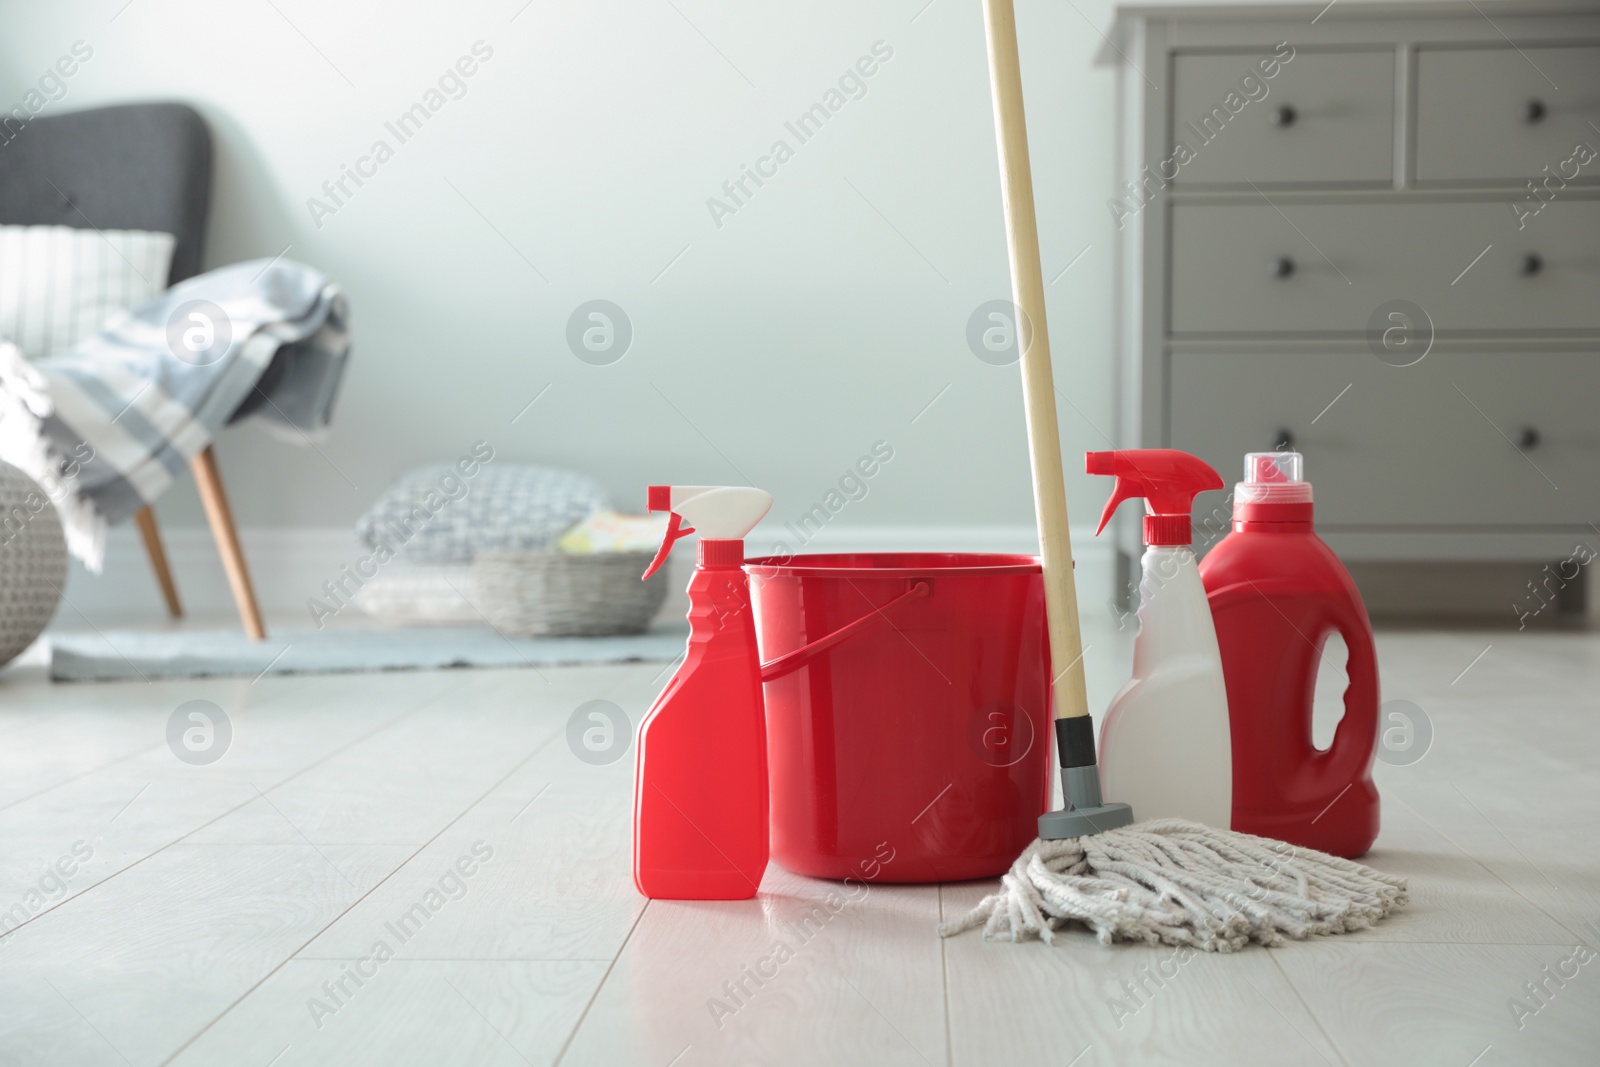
[0,258,349,569]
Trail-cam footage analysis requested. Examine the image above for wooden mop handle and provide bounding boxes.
[981,0,1089,722]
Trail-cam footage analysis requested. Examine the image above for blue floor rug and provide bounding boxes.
[48,624,687,682]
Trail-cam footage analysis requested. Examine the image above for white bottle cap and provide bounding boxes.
[1236,451,1313,505]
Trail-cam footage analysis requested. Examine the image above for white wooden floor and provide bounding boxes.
[1,614,1597,1067]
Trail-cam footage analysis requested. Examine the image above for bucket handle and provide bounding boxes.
[759,580,931,682]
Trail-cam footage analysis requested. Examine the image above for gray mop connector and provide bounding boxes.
[1038,716,1134,840]
[1038,763,1134,838]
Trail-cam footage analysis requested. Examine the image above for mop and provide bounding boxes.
[939,0,1407,950]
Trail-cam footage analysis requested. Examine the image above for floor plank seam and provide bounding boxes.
[595,659,669,704]
[178,841,441,847]
[0,740,167,814]
[1326,937,1587,947]
[0,714,76,741]
[938,883,954,1067]
[0,684,449,947]
[1268,944,1356,1067]
[0,671,371,807]
[1388,790,1589,946]
[154,723,566,1066]
[550,899,651,1067]
[290,956,621,962]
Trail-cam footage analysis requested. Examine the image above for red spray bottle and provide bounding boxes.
[634,485,773,900]
[1198,453,1380,858]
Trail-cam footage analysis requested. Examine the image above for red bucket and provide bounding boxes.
[746,552,1052,883]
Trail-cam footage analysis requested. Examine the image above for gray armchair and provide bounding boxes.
[0,102,267,638]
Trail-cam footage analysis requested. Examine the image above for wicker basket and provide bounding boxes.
[0,463,68,666]
[473,550,668,637]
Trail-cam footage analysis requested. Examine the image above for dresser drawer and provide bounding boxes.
[1169,50,1394,185]
[1169,350,1600,528]
[1169,200,1600,334]
[1416,46,1600,183]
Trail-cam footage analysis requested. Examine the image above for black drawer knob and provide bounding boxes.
[1524,99,1547,124]
[1520,253,1543,276]
[1271,105,1297,127]
[1274,428,1295,450]
[1272,256,1296,279]
[1516,426,1541,451]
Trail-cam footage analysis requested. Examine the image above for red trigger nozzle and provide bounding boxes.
[642,512,694,580]
[1084,449,1224,545]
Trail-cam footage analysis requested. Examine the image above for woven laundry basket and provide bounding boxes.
[0,463,68,666]
[473,550,668,637]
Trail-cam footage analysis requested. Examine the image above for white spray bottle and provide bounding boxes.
[1087,449,1232,828]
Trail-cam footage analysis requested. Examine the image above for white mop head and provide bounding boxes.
[939,819,1407,952]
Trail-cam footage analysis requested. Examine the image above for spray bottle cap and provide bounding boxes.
[642,485,773,579]
[1086,449,1223,546]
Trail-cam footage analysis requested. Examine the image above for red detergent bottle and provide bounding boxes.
[634,485,773,900]
[1197,452,1380,858]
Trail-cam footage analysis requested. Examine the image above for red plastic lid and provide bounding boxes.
[1144,514,1191,546]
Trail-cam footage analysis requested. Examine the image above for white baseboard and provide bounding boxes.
[58,527,371,623]
[57,524,1116,628]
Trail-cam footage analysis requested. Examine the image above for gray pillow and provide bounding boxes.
[355,462,609,563]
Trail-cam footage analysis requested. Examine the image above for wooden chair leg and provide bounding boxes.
[133,506,183,619]
[190,445,266,640]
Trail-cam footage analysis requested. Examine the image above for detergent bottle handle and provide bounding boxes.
[1320,599,1379,788]
[642,512,694,580]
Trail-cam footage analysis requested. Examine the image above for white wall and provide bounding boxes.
[3,0,1308,616]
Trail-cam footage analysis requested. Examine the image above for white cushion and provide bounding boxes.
[355,463,610,563]
[0,225,176,359]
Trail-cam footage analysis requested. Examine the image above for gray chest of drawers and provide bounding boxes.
[1103,2,1600,572]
